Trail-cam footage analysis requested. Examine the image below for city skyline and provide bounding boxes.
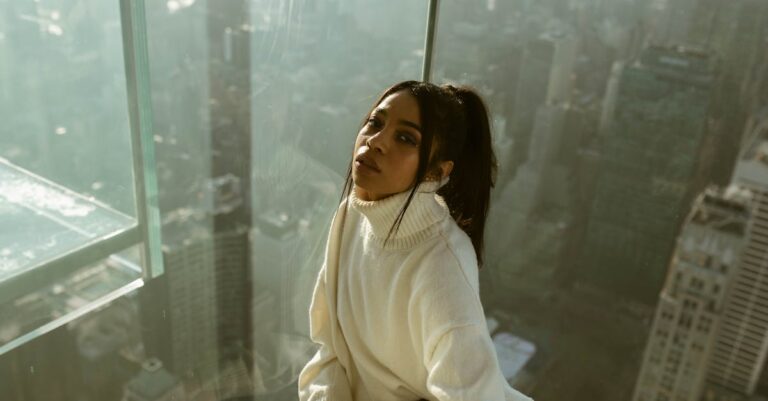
[2,0,768,400]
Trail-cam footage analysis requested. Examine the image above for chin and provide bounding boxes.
[352,180,374,194]
[352,173,373,188]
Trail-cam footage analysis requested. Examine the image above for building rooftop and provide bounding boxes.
[689,186,752,236]
[124,359,181,401]
[635,44,717,87]
[734,107,768,189]
[742,109,768,165]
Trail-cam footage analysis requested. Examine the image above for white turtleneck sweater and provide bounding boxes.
[298,178,534,401]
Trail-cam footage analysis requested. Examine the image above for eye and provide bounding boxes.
[367,117,383,129]
[398,133,418,146]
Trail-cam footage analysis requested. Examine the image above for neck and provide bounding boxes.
[349,177,450,250]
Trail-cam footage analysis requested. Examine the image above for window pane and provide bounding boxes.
[0,2,136,215]
[433,1,768,400]
[0,0,143,354]
[0,1,428,400]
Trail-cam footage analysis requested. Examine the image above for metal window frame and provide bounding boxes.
[120,0,165,279]
[421,0,440,83]
[0,0,164,356]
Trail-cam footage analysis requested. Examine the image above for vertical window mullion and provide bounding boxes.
[421,0,439,82]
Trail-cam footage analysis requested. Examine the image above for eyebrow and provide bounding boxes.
[373,108,422,133]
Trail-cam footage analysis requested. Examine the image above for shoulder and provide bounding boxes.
[331,197,361,240]
[415,218,479,293]
[408,218,484,329]
[440,219,480,291]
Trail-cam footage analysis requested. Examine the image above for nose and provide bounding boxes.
[365,128,389,153]
[365,135,379,152]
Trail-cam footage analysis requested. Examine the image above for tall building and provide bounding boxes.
[706,116,768,396]
[667,0,768,79]
[213,228,251,355]
[575,45,717,305]
[140,225,250,383]
[162,235,220,379]
[487,101,595,294]
[135,1,256,388]
[509,32,577,174]
[138,0,216,377]
[632,186,752,401]
[206,1,253,338]
[705,0,768,186]
[515,102,573,215]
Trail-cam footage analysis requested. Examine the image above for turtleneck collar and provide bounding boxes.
[349,176,451,250]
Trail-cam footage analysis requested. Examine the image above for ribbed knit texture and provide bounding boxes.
[298,176,534,401]
[348,177,451,250]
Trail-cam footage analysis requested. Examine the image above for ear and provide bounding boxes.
[426,160,454,181]
[438,160,454,179]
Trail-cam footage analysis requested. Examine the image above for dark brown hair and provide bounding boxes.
[339,80,497,268]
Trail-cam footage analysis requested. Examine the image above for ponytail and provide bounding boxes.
[340,81,497,269]
[439,86,497,269]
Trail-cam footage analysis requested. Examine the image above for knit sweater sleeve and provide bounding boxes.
[297,262,354,401]
[415,237,534,401]
[425,324,534,401]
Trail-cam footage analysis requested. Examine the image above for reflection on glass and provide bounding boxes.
[247,2,427,397]
[0,0,142,359]
[0,1,136,215]
[0,244,142,355]
[91,1,427,401]
[0,159,137,284]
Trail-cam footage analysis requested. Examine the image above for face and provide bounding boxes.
[352,90,424,201]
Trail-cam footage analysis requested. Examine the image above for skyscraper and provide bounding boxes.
[509,32,577,174]
[503,102,573,218]
[163,235,220,380]
[486,101,591,294]
[632,186,751,401]
[706,113,768,396]
[576,45,717,305]
[705,0,768,186]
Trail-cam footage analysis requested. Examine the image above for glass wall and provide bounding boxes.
[1,0,427,400]
[0,0,144,361]
[432,1,768,401]
[2,0,768,401]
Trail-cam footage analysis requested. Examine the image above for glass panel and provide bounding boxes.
[5,0,767,400]
[433,1,768,400]
[0,0,144,354]
[0,2,136,216]
[0,245,143,355]
[1,1,428,401]
[0,160,137,284]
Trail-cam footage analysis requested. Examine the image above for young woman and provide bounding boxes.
[298,81,533,401]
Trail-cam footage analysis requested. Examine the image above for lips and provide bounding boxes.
[355,153,381,172]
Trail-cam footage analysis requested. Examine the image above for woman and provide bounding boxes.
[298,81,533,401]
